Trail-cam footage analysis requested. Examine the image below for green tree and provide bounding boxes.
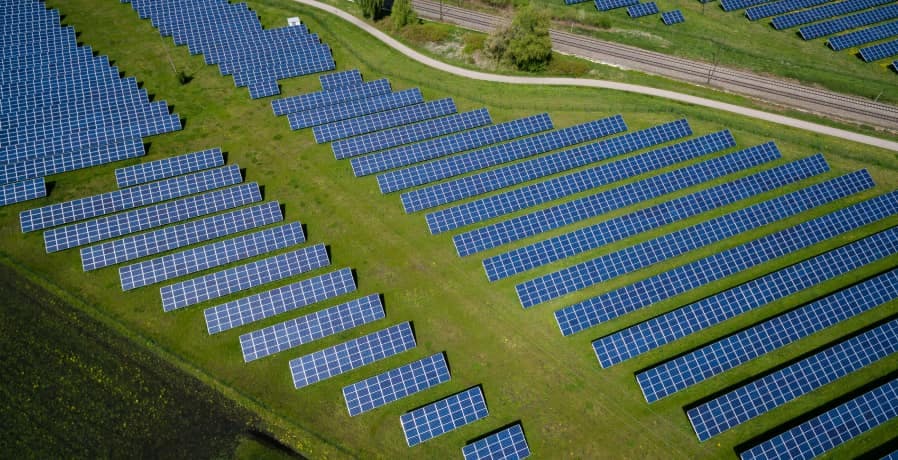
[358,0,384,19]
[391,0,417,30]
[504,5,552,71]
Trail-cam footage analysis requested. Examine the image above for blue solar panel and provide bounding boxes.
[351,113,553,177]
[800,4,898,40]
[343,353,450,416]
[114,147,223,188]
[662,10,685,24]
[161,243,329,312]
[463,424,531,460]
[565,0,591,5]
[637,263,898,402]
[746,0,829,20]
[287,88,423,130]
[290,322,416,389]
[595,0,639,11]
[455,142,781,265]
[271,79,391,116]
[772,0,894,30]
[401,387,489,447]
[828,20,898,50]
[81,201,282,271]
[204,268,357,334]
[319,69,363,91]
[740,378,898,460]
[120,222,305,291]
[377,117,625,194]
[628,2,659,17]
[44,182,262,253]
[21,165,242,233]
[519,168,871,308]
[860,38,898,62]
[332,109,493,160]
[554,189,898,336]
[240,294,385,362]
[0,177,46,207]
[482,154,827,281]
[313,98,458,143]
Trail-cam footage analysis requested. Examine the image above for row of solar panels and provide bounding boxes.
[0,1,182,207]
[120,0,336,98]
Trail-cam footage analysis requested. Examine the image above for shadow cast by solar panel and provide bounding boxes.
[239,167,247,182]
[683,311,898,413]
[403,384,485,413]
[437,350,451,374]
[245,429,308,460]
[45,181,57,197]
[857,437,898,460]
[463,420,526,445]
[732,367,898,456]
[258,185,266,200]
[281,203,289,221]
[142,142,152,156]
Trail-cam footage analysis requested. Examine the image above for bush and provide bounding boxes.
[400,23,452,44]
[547,54,590,76]
[359,0,384,19]
[463,33,486,54]
[486,5,552,72]
[391,0,418,30]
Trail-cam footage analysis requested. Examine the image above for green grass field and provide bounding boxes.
[2,0,897,457]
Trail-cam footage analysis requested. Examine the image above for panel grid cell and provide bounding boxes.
[271,79,391,116]
[662,10,685,25]
[803,5,898,41]
[241,294,385,362]
[115,147,224,188]
[627,2,659,17]
[595,0,639,11]
[554,189,898,336]
[205,268,357,334]
[463,424,531,460]
[746,0,830,20]
[772,0,893,29]
[313,98,458,143]
[287,88,423,130]
[829,20,898,50]
[519,169,872,308]
[401,387,489,447]
[343,353,450,416]
[290,322,416,389]
[860,38,898,62]
[319,69,363,91]
[0,177,46,207]
[161,243,329,312]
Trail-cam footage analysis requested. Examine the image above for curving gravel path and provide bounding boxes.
[294,0,898,152]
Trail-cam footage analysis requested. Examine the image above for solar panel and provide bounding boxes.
[0,138,144,187]
[343,353,450,416]
[241,294,385,362]
[455,142,781,265]
[554,189,898,336]
[247,79,280,99]
[332,109,493,160]
[565,0,591,5]
[800,4,898,40]
[661,10,685,24]
[482,154,828,280]
[114,148,224,188]
[377,116,629,194]
[81,201,282,271]
[401,387,489,447]
[287,88,424,130]
[351,113,553,177]
[120,222,305,290]
[595,0,639,11]
[860,38,898,62]
[746,0,830,20]
[772,0,894,30]
[21,165,242,233]
[633,238,898,402]
[829,20,898,51]
[463,424,531,460]
[628,2,659,17]
[519,169,872,308]
[161,243,329,312]
[424,122,714,234]
[0,177,46,207]
[739,378,898,460]
[313,98,458,143]
[272,79,391,116]
[290,322,416,389]
[204,268,357,334]
[319,69,363,91]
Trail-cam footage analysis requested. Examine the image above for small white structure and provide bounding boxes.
[287,17,301,27]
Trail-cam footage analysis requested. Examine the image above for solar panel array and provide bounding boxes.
[800,4,898,40]
[120,222,305,291]
[351,113,553,177]
[377,116,626,194]
[740,378,898,460]
[463,424,531,460]
[45,182,262,253]
[662,10,686,25]
[287,88,424,130]
[0,177,46,207]
[343,353,450,416]
[627,2,659,17]
[205,268,357,334]
[0,138,146,187]
[634,256,898,403]
[554,189,898,336]
[518,168,871,308]
[408,117,682,216]
[161,243,329,312]
[860,38,898,62]
[688,318,898,441]
[80,201,282,271]
[401,387,489,447]
[21,164,242,233]
[319,69,363,91]
[290,322,416,389]
[332,109,493,160]
[455,142,781,265]
[772,0,894,30]
[720,0,769,12]
[272,79,392,117]
[595,0,639,11]
[314,98,458,143]
[746,0,830,20]
[114,147,224,188]
[482,154,828,281]
[829,21,898,50]
[240,294,385,362]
